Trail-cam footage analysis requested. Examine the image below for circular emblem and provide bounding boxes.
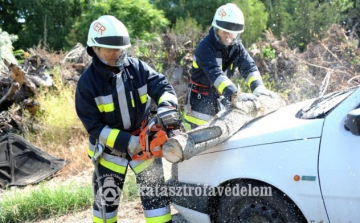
[94,175,122,207]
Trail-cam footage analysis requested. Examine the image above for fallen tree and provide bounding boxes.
[162,93,286,163]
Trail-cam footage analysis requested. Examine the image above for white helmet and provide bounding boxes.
[87,15,131,49]
[212,3,244,34]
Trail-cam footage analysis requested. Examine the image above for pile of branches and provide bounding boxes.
[0,44,90,136]
[0,55,52,136]
[251,24,360,103]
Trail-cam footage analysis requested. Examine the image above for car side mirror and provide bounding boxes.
[344,108,360,136]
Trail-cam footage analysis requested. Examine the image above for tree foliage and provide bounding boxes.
[152,0,229,30]
[0,0,359,51]
[67,0,169,48]
[263,0,290,37]
[285,0,352,50]
[12,0,83,51]
[0,0,22,36]
[234,0,269,47]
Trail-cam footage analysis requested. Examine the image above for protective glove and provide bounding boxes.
[127,135,142,155]
[237,93,258,102]
[230,92,257,114]
[253,85,276,98]
[157,106,180,128]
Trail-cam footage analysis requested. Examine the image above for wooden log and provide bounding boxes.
[3,59,26,86]
[162,94,286,163]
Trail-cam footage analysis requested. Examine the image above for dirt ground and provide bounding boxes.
[32,159,190,223]
[33,203,188,223]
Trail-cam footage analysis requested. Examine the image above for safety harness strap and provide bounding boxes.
[189,79,210,96]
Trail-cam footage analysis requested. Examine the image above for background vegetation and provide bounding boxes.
[1,0,360,222]
[1,0,359,52]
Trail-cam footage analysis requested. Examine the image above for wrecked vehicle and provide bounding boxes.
[0,133,68,188]
[169,85,360,222]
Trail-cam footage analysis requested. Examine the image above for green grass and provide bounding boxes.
[0,171,140,223]
[26,67,85,148]
[0,181,93,223]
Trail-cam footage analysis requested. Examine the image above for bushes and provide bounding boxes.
[0,28,18,69]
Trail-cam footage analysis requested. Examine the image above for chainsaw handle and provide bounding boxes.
[132,119,155,161]
[131,151,152,160]
[132,119,168,161]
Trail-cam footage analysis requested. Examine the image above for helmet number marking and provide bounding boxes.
[218,9,226,19]
[93,22,106,35]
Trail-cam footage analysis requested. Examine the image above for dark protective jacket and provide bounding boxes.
[184,27,264,127]
[75,55,178,154]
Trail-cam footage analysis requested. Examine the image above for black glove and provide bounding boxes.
[238,93,258,102]
[253,86,276,98]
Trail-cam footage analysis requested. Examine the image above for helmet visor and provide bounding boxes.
[94,36,130,48]
[216,28,240,45]
[216,20,244,33]
[95,48,128,67]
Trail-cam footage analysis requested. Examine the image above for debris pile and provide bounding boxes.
[0,56,52,136]
[0,44,91,136]
[251,24,360,103]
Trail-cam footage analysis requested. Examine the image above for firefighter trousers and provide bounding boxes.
[91,151,172,223]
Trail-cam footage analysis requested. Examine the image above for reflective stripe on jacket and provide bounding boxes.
[75,56,178,154]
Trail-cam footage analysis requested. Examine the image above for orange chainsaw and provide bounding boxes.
[132,106,182,160]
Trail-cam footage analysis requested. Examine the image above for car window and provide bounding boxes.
[296,87,357,119]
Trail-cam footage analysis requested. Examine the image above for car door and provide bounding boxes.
[318,88,360,222]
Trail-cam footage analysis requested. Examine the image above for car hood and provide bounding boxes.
[206,100,325,152]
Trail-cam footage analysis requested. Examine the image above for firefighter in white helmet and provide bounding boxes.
[75,15,177,223]
[184,3,276,129]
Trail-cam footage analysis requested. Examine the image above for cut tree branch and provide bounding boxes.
[0,82,20,105]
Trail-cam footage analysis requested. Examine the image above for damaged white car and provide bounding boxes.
[169,85,360,223]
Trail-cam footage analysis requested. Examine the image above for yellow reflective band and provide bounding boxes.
[88,146,126,174]
[133,157,155,174]
[217,79,233,94]
[98,103,115,112]
[145,213,172,223]
[106,129,120,148]
[140,94,148,104]
[130,91,135,107]
[93,215,117,223]
[88,148,94,157]
[192,60,198,69]
[183,112,208,126]
[230,63,233,70]
[99,157,126,174]
[247,76,261,88]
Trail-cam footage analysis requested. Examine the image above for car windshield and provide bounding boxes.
[297,86,357,119]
